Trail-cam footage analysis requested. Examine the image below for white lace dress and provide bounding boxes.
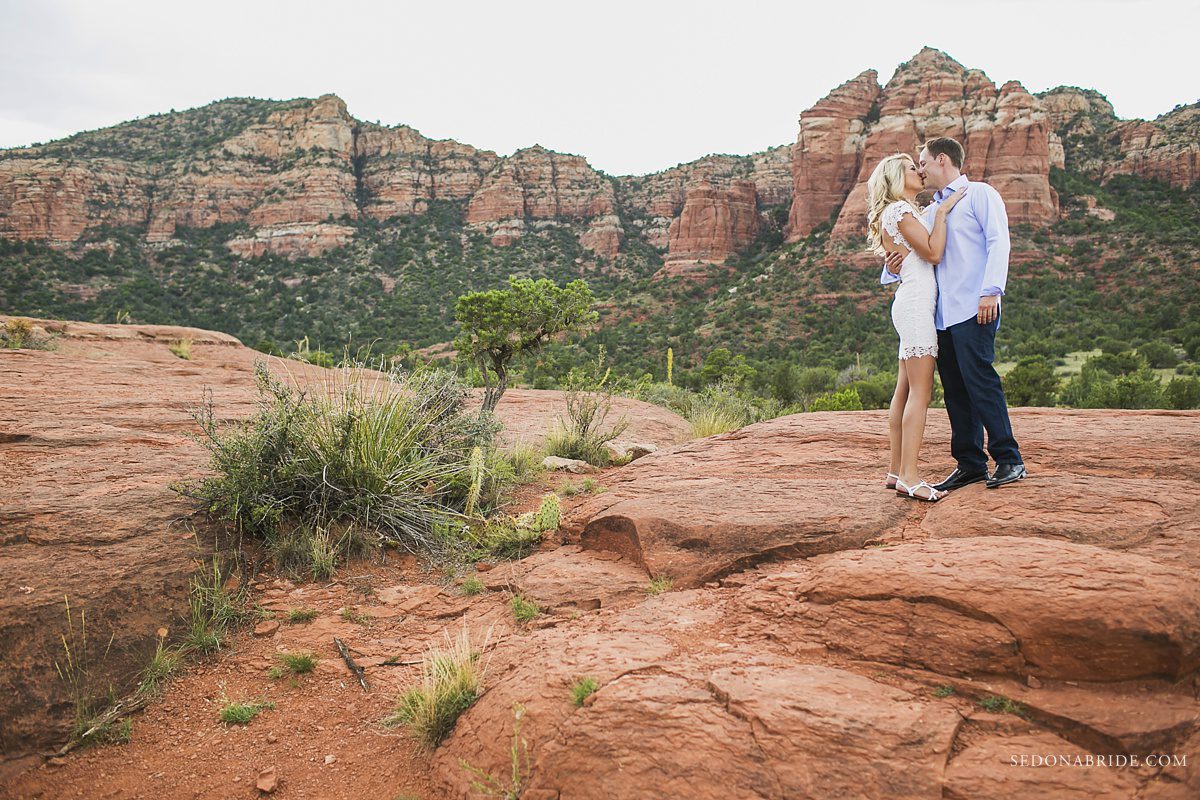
[883,200,938,360]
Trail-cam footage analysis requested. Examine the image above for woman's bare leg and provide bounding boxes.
[899,355,937,497]
[887,360,908,482]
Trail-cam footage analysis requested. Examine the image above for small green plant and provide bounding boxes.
[269,650,318,678]
[136,637,182,697]
[646,576,673,596]
[1,318,53,349]
[469,517,542,560]
[341,606,369,625]
[461,576,485,595]
[168,338,193,360]
[978,695,1027,717]
[570,677,598,707]
[286,607,319,624]
[459,702,529,799]
[557,478,602,497]
[184,554,245,654]
[385,628,486,747]
[933,685,955,698]
[219,699,275,725]
[509,594,539,623]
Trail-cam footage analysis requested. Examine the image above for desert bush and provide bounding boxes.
[810,387,864,411]
[219,699,274,725]
[570,677,598,707]
[181,362,509,572]
[1137,340,1179,368]
[1,318,53,349]
[386,628,486,747]
[1166,377,1200,409]
[1003,356,1061,406]
[509,595,540,622]
[545,350,630,466]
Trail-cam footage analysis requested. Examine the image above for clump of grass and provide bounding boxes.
[978,695,1028,717]
[570,677,598,707]
[341,606,369,625]
[168,338,192,360]
[184,554,246,654]
[461,576,485,595]
[219,699,275,726]
[506,442,546,484]
[179,362,512,577]
[509,595,539,623]
[286,607,319,624]
[136,637,182,697]
[645,576,673,596]
[933,685,955,698]
[557,477,603,497]
[385,628,487,747]
[269,650,318,678]
[53,596,120,747]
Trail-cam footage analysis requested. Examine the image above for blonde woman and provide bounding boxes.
[866,153,966,501]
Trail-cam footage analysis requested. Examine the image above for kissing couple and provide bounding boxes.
[867,136,1027,502]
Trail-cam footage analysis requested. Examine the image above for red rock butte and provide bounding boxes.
[2,317,1199,798]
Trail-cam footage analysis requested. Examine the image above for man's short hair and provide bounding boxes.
[923,137,965,169]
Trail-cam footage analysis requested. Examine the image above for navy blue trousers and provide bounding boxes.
[936,316,1022,471]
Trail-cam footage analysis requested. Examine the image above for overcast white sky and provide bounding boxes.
[1,0,1196,175]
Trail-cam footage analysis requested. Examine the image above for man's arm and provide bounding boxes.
[978,184,1010,297]
[880,259,901,285]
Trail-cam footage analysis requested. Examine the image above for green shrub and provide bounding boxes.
[810,387,864,411]
[1166,377,1200,409]
[181,363,505,571]
[1138,340,1179,368]
[286,607,319,624]
[1003,356,1061,406]
[270,650,318,677]
[168,338,192,360]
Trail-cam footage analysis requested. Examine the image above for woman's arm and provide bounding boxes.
[896,189,967,265]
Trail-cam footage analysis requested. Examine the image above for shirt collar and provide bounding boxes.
[935,174,969,202]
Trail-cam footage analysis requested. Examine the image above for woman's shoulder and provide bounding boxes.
[883,199,919,220]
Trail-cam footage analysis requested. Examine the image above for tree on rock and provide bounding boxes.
[454,277,597,412]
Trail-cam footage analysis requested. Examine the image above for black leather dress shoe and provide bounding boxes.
[932,468,990,492]
[986,463,1026,488]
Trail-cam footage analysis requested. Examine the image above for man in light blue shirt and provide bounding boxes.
[881,136,1025,490]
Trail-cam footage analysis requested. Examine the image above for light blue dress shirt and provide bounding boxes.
[879,174,1010,330]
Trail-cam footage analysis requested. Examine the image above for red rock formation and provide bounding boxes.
[1111,104,1200,188]
[785,70,881,241]
[0,159,153,244]
[662,179,760,271]
[818,48,1059,241]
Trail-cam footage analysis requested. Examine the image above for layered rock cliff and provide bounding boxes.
[1,48,1195,271]
[786,48,1060,242]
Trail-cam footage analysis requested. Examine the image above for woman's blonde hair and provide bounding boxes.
[865,153,914,255]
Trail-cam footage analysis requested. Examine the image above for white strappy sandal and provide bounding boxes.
[895,478,944,503]
[885,472,900,490]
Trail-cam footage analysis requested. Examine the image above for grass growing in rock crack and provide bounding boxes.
[509,595,540,623]
[557,477,603,497]
[978,695,1028,717]
[219,699,275,726]
[933,685,955,698]
[286,607,319,623]
[645,576,673,595]
[341,606,370,625]
[168,338,192,360]
[459,702,529,799]
[570,677,598,707]
[461,576,485,595]
[386,628,487,747]
[269,651,318,678]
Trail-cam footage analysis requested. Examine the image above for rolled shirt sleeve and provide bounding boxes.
[977,185,1010,297]
[880,262,900,285]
